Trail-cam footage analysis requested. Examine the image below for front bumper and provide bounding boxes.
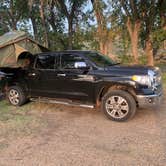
[137,92,163,107]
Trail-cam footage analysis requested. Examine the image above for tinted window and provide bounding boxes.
[61,54,85,69]
[36,54,55,69]
[54,55,60,69]
[84,53,116,67]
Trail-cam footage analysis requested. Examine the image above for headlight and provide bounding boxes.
[132,75,152,87]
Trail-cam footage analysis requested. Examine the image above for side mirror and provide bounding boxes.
[74,62,89,69]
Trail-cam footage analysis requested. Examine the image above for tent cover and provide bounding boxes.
[0,31,49,67]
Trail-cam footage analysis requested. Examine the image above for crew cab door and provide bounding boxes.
[56,53,95,102]
[27,53,60,97]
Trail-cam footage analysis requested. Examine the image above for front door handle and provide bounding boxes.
[57,73,66,77]
[28,73,36,77]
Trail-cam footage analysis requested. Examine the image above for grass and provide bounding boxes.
[0,100,47,150]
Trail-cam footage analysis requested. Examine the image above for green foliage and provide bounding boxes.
[153,29,166,49]
[138,55,148,65]
[118,54,148,65]
[118,55,133,65]
[73,27,99,50]
[162,73,166,87]
[153,29,166,43]
[0,28,4,36]
[49,32,68,51]
[0,0,165,64]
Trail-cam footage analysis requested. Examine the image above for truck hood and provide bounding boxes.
[104,65,157,76]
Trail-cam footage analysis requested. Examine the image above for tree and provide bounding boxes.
[141,0,166,66]
[0,0,164,65]
[112,0,165,65]
[56,0,86,49]
[91,0,119,59]
[39,0,49,47]
[118,0,144,64]
[47,0,65,32]
[0,0,29,31]
[28,0,65,48]
[28,0,40,40]
[91,0,107,54]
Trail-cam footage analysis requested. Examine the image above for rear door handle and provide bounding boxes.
[57,73,66,77]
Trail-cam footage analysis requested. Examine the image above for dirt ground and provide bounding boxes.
[0,94,166,166]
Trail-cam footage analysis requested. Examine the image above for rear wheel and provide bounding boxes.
[102,90,136,122]
[7,86,27,106]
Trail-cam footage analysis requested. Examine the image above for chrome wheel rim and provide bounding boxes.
[9,89,20,105]
[105,96,129,119]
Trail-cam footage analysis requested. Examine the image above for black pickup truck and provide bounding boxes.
[0,51,163,121]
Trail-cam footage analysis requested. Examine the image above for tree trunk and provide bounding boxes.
[103,43,107,55]
[97,23,110,55]
[11,21,17,30]
[126,18,140,64]
[8,10,17,30]
[99,42,104,54]
[161,11,166,49]
[91,0,109,55]
[68,18,73,50]
[39,0,49,47]
[28,1,38,40]
[9,0,17,30]
[48,1,57,32]
[30,15,38,40]
[98,25,104,54]
[130,33,139,63]
[145,37,154,66]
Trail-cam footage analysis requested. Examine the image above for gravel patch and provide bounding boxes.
[0,96,166,166]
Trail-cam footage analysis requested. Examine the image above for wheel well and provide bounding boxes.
[97,84,138,106]
[3,82,27,93]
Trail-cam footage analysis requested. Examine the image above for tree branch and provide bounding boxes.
[126,17,132,37]
[70,1,77,19]
[129,0,138,19]
[120,0,131,17]
[56,0,69,18]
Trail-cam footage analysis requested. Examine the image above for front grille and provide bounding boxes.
[153,74,162,86]
[152,70,162,92]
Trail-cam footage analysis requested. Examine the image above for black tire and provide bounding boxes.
[7,86,27,106]
[102,90,136,122]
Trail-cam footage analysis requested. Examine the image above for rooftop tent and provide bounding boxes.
[0,31,49,67]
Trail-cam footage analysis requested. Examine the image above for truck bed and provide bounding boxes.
[0,67,25,93]
[0,67,22,74]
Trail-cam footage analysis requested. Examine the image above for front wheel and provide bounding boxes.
[102,90,136,122]
[7,86,27,106]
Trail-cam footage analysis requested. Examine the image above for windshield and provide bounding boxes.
[85,52,117,67]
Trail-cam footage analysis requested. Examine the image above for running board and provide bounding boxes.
[30,98,94,109]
